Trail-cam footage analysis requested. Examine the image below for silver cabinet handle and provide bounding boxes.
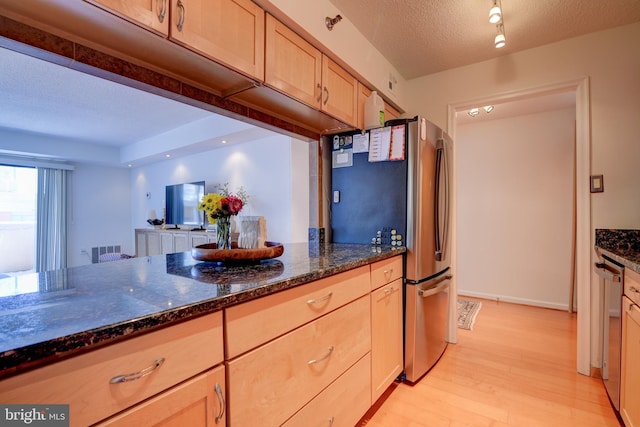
[327,416,334,426]
[110,358,165,383]
[307,292,333,305]
[214,383,225,424]
[384,285,396,295]
[316,83,322,103]
[630,286,640,294]
[383,268,393,280]
[157,0,167,23]
[308,346,334,365]
[176,0,185,32]
[323,86,329,105]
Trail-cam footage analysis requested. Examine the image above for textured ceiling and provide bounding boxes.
[329,0,640,79]
[2,2,639,165]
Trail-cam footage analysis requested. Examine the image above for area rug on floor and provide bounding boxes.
[457,299,482,330]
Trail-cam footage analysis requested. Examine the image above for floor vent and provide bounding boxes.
[91,245,122,264]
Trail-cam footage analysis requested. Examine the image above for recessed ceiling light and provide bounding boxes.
[165,154,171,158]
[221,140,228,144]
[468,108,480,117]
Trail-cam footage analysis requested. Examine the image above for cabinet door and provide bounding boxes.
[371,278,403,403]
[265,14,322,109]
[621,296,640,427]
[228,296,371,426]
[321,56,358,126]
[89,0,169,35]
[173,232,190,253]
[190,233,209,248]
[97,365,226,427]
[385,102,400,121]
[160,233,174,254]
[147,232,162,255]
[135,230,148,257]
[170,0,264,80]
[356,82,371,130]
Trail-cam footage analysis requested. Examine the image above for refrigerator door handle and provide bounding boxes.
[434,139,450,262]
[418,274,452,297]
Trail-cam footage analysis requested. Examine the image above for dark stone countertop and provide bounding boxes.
[595,229,640,273]
[0,243,405,378]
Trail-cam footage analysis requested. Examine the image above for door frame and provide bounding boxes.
[446,77,591,375]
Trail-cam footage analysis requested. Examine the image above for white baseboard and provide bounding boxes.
[457,290,571,311]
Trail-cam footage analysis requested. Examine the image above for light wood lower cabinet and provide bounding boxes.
[621,295,640,427]
[227,295,371,426]
[97,365,226,427]
[0,312,223,427]
[371,277,403,403]
[370,256,404,403]
[283,354,371,427]
[225,265,370,358]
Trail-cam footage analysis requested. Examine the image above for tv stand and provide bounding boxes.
[135,228,217,257]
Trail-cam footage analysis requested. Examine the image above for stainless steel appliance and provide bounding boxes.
[594,252,624,411]
[330,116,452,383]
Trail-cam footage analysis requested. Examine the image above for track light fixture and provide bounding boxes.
[489,0,502,24]
[495,23,506,48]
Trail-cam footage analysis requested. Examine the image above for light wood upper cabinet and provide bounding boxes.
[265,14,322,108]
[357,82,372,130]
[88,0,169,35]
[321,56,358,126]
[170,0,265,80]
[385,102,401,121]
[265,14,357,127]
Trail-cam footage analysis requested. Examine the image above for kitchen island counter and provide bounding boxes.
[595,229,640,273]
[0,243,404,378]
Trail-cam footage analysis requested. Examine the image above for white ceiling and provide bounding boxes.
[328,0,640,79]
[1,2,638,166]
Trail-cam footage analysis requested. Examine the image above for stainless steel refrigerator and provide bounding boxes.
[331,116,452,383]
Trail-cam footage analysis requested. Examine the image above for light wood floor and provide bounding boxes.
[360,297,621,426]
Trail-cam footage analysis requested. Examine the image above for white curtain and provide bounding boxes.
[36,167,68,272]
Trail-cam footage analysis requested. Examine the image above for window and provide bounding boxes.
[0,165,37,275]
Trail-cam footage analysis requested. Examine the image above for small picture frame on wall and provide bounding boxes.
[590,174,604,193]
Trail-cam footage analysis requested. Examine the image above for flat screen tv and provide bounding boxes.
[165,181,205,228]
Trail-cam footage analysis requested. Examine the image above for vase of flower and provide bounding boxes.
[216,216,232,250]
[198,183,249,251]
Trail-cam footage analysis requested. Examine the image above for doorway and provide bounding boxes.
[447,78,592,375]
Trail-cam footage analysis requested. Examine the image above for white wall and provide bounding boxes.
[67,164,133,266]
[456,108,576,309]
[131,135,309,245]
[404,23,640,231]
